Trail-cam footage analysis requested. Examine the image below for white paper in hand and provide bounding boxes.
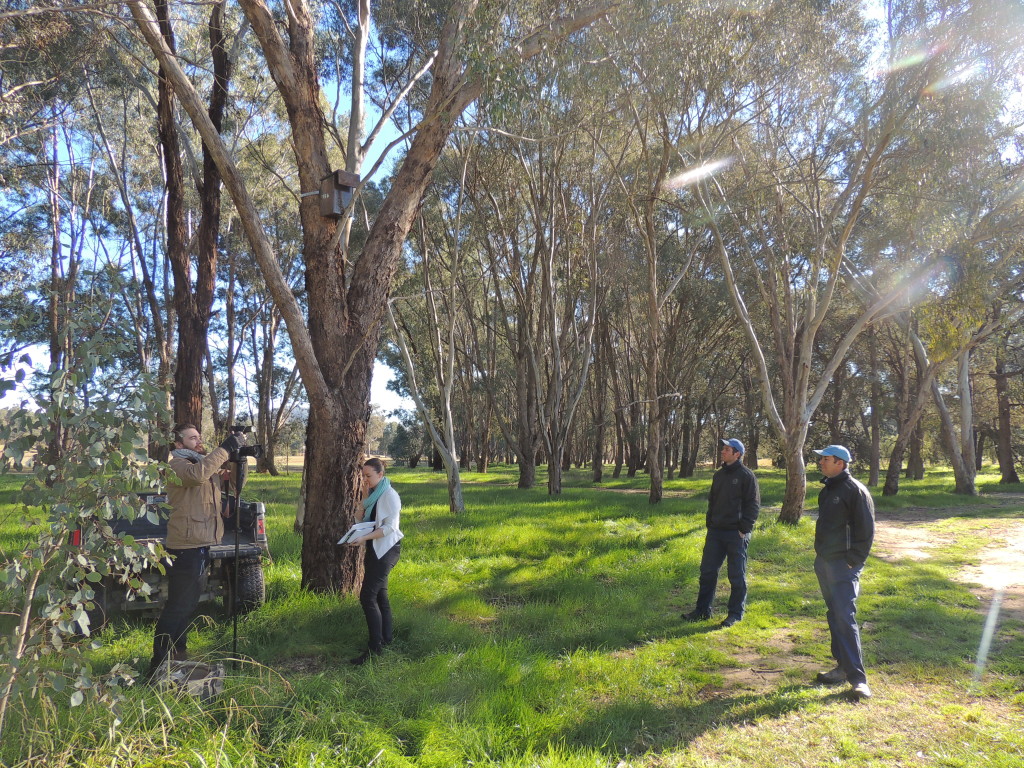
[338,521,375,545]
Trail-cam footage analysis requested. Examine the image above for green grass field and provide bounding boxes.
[1,464,1022,767]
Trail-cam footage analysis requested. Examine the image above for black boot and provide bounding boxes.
[349,646,383,666]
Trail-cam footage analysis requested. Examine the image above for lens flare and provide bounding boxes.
[887,49,930,73]
[970,529,1024,686]
[924,62,983,95]
[663,158,734,191]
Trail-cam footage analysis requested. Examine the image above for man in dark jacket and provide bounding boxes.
[812,444,875,701]
[683,438,760,628]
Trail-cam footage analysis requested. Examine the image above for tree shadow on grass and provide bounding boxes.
[409,538,997,677]
[557,684,852,755]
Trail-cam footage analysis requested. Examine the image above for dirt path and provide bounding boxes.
[872,494,1024,622]
[706,494,1024,696]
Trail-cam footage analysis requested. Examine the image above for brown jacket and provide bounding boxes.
[166,447,234,549]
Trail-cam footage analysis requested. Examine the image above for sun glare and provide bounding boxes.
[923,62,984,95]
[663,158,734,191]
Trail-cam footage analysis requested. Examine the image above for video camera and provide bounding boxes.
[229,425,264,461]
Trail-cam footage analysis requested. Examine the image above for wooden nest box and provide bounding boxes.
[319,170,359,218]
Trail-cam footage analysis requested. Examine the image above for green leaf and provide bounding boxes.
[70,690,84,707]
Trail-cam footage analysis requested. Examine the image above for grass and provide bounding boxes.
[0,463,1022,767]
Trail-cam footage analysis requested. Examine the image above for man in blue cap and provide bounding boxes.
[683,438,760,628]
[812,444,875,701]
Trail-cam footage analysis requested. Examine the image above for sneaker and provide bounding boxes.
[815,666,846,685]
[850,682,872,701]
[683,609,712,622]
[719,615,741,628]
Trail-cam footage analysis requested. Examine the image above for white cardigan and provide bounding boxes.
[369,486,404,558]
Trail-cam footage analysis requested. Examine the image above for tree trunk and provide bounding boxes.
[548,454,563,495]
[301,395,368,592]
[906,423,924,480]
[447,468,465,511]
[931,352,976,495]
[994,335,1021,483]
[884,364,935,495]
[260,440,280,477]
[687,407,705,477]
[680,399,693,478]
[515,343,539,488]
[612,412,624,478]
[206,344,224,437]
[168,0,229,428]
[255,313,280,475]
[882,434,908,496]
[959,348,978,485]
[477,401,491,473]
[591,400,605,483]
[779,434,808,524]
[154,0,193,425]
[646,285,663,503]
[868,326,881,486]
[932,377,975,495]
[647,401,663,502]
[827,366,846,444]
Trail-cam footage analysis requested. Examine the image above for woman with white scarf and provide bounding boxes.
[346,457,403,665]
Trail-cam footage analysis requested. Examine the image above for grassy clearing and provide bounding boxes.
[1,464,1022,767]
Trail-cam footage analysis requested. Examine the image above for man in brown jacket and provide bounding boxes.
[147,423,245,677]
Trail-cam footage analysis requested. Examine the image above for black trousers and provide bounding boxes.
[695,528,750,619]
[150,546,209,671]
[359,542,400,651]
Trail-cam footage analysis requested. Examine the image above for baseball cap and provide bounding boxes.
[720,438,745,455]
[813,445,852,462]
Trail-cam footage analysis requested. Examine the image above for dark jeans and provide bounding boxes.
[695,528,749,618]
[150,546,209,671]
[814,555,867,685]
[360,542,400,652]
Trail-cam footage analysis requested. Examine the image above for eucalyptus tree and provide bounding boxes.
[128,0,616,590]
[0,295,169,740]
[456,245,507,472]
[845,28,1024,496]
[495,72,606,496]
[82,66,175,398]
[695,0,1021,521]
[0,6,94,150]
[660,257,743,469]
[461,144,544,487]
[1,90,134,471]
[458,108,601,495]
[527,137,601,496]
[387,169,470,512]
[141,0,242,427]
[569,0,794,501]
